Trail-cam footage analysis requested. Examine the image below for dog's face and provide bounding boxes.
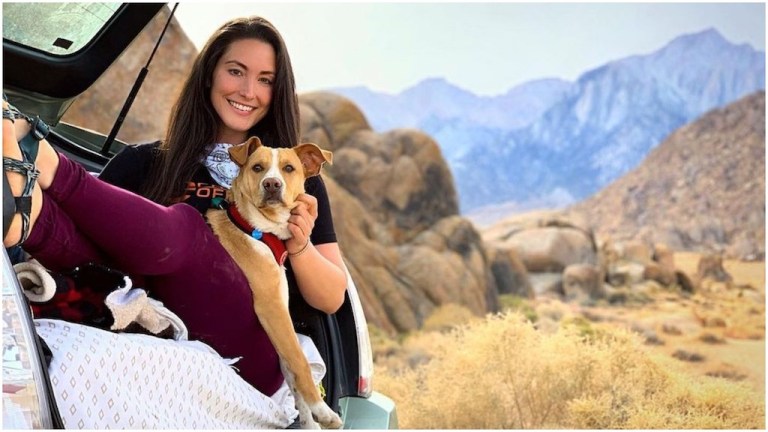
[227,136,332,221]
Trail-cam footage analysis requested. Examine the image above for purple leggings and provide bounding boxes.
[23,153,283,395]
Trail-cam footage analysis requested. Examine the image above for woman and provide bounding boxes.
[3,16,346,398]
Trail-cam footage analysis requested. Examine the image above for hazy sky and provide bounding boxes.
[174,2,766,96]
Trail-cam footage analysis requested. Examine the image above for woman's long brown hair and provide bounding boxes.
[143,16,299,205]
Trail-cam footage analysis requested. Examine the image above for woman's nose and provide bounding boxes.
[239,79,256,99]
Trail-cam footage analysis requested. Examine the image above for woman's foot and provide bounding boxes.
[2,99,58,247]
[4,102,59,189]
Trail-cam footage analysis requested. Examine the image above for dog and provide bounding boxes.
[206,136,342,429]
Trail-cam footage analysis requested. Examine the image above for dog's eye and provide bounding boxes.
[284,164,295,173]
[252,164,263,173]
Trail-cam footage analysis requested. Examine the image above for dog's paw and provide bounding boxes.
[300,417,321,430]
[310,402,343,429]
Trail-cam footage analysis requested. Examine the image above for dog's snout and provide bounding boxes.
[262,177,283,193]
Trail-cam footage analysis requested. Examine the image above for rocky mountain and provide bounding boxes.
[566,91,765,260]
[333,29,765,215]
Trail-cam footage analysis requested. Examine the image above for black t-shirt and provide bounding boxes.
[99,142,337,245]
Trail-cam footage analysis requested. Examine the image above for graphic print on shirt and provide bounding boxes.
[177,181,227,205]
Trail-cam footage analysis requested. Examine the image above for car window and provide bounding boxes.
[2,2,120,55]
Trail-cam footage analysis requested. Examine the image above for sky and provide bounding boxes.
[174,2,766,97]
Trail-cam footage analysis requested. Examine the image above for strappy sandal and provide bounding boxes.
[2,96,50,246]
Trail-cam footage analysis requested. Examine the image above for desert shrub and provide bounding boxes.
[498,294,539,322]
[368,324,400,361]
[374,311,764,429]
[422,303,477,333]
[612,368,764,429]
[371,322,457,373]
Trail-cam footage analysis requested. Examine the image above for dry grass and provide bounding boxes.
[373,311,765,429]
[422,303,479,333]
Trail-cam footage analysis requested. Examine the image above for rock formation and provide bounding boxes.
[300,92,508,332]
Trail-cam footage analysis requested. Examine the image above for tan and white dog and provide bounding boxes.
[206,136,342,429]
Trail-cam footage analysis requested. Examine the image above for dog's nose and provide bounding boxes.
[262,177,283,193]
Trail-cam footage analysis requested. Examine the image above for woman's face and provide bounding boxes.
[210,38,276,144]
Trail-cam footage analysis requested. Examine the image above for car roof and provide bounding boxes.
[3,3,165,100]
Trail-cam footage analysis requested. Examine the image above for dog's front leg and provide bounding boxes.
[281,362,320,429]
[242,266,342,429]
[254,294,342,428]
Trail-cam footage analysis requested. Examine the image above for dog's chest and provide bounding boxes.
[244,235,279,262]
[244,234,287,267]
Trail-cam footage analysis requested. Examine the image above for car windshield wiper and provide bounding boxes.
[100,2,179,156]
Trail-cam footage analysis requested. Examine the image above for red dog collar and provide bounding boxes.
[226,202,288,265]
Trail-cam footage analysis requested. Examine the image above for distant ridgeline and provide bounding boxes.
[332,29,766,216]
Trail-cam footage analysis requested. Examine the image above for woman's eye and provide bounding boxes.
[229,69,243,77]
[284,164,295,173]
[258,76,274,85]
[252,164,263,173]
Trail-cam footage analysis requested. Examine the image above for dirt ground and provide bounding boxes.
[580,252,765,393]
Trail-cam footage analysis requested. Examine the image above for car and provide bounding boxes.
[2,2,397,429]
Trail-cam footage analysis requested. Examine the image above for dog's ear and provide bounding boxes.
[229,136,263,167]
[294,143,333,177]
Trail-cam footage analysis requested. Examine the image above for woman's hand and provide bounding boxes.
[286,193,317,254]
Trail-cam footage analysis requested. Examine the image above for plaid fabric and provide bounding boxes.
[29,263,128,330]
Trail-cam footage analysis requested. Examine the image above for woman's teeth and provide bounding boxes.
[229,100,254,112]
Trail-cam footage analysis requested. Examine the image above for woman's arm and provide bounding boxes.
[288,240,347,314]
[285,180,347,313]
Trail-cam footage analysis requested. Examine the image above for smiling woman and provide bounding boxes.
[3,3,396,429]
[99,14,349,317]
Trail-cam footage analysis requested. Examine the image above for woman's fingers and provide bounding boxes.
[285,193,318,251]
[294,193,318,219]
